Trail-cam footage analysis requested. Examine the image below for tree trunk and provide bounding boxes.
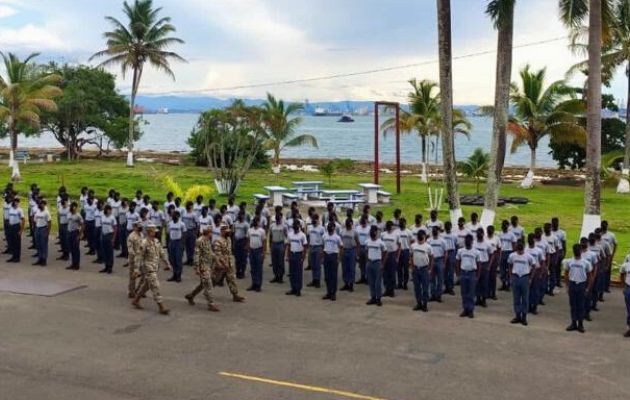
[618,62,630,193]
[482,1,514,228]
[9,120,20,181]
[127,66,141,167]
[530,146,536,172]
[581,0,602,238]
[437,0,461,223]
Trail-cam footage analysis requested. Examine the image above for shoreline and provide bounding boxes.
[0,146,584,180]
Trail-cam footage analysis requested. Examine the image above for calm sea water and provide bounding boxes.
[1,114,554,167]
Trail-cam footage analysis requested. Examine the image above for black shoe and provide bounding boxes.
[306,281,316,287]
[490,295,498,300]
[421,304,428,312]
[592,305,599,312]
[255,286,261,292]
[403,284,408,290]
[556,283,563,288]
[446,289,456,295]
[413,304,422,311]
[93,259,103,264]
[2,249,9,254]
[468,312,474,318]
[521,317,528,326]
[277,279,284,284]
[584,313,592,322]
[510,317,521,324]
[246,286,256,291]
[340,284,349,291]
[32,261,42,266]
[529,308,538,315]
[598,295,605,302]
[166,276,177,282]
[577,323,585,333]
[397,284,403,289]
[435,296,442,303]
[330,295,336,301]
[32,253,39,258]
[56,255,69,261]
[269,277,279,283]
[366,298,377,305]
[322,294,331,300]
[348,284,354,292]
[85,251,95,255]
[539,300,546,306]
[459,311,467,318]
[286,290,297,296]
[65,265,77,270]
[604,289,611,293]
[566,323,577,332]
[376,299,382,306]
[623,329,630,338]
[295,291,301,297]
[547,290,555,297]
[28,245,36,249]
[305,266,312,271]
[98,268,108,273]
[474,299,481,306]
[480,300,487,308]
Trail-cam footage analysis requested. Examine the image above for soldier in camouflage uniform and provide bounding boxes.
[185,228,220,312]
[212,224,245,302]
[127,221,144,298]
[132,224,172,315]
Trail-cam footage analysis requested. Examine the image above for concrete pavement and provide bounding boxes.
[0,240,628,400]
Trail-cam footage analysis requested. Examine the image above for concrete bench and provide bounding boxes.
[253,194,270,205]
[282,192,299,205]
[328,199,366,211]
[15,150,30,163]
[377,190,391,204]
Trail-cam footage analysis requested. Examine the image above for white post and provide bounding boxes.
[11,160,20,181]
[126,151,134,167]
[480,208,496,228]
[449,207,463,225]
[617,168,630,193]
[579,214,601,241]
[420,163,428,183]
[8,149,14,168]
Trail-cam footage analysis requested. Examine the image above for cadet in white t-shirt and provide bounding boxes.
[456,234,481,318]
[322,222,343,301]
[269,214,288,284]
[499,220,517,291]
[381,221,400,298]
[563,244,593,333]
[340,218,360,292]
[366,226,386,306]
[307,214,325,289]
[473,228,494,307]
[99,205,118,274]
[33,200,52,266]
[397,218,412,290]
[410,230,432,312]
[246,216,266,292]
[355,216,371,284]
[508,241,536,325]
[442,221,458,295]
[525,233,545,315]
[427,226,447,302]
[286,220,308,296]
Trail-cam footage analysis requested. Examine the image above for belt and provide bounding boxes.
[414,265,429,269]
[513,273,529,278]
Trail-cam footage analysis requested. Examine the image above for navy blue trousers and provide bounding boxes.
[271,242,285,279]
[249,247,264,287]
[309,245,323,281]
[568,281,586,322]
[168,239,184,279]
[460,270,476,313]
[69,230,80,267]
[383,252,397,293]
[323,252,339,296]
[234,238,248,278]
[341,247,356,285]
[511,274,529,317]
[367,260,382,300]
[35,226,49,263]
[289,251,304,293]
[397,249,410,288]
[101,233,114,271]
[412,266,430,306]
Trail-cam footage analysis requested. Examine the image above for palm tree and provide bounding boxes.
[560,0,605,235]
[437,0,462,221]
[0,52,61,180]
[482,0,516,227]
[508,65,586,187]
[261,93,318,168]
[458,148,490,194]
[90,0,185,167]
[568,0,630,192]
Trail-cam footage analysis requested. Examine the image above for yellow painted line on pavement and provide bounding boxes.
[218,371,389,400]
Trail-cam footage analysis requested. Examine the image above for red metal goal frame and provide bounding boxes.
[373,101,401,194]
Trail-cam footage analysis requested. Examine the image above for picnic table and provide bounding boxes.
[264,185,289,207]
[358,183,382,204]
[292,181,323,199]
[321,189,361,201]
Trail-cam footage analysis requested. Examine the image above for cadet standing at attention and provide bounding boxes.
[427,226,447,303]
[381,221,400,298]
[33,200,51,266]
[322,222,343,301]
[456,234,481,318]
[286,220,308,297]
[508,240,536,326]
[132,224,172,315]
[397,218,412,290]
[185,227,220,312]
[7,197,25,263]
[307,214,324,288]
[269,214,288,284]
[99,205,117,274]
[563,244,593,333]
[340,218,359,292]
[410,231,432,312]
[246,216,266,292]
[212,224,245,302]
[442,221,458,296]
[65,202,83,270]
[365,225,386,306]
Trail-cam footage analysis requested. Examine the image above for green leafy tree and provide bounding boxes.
[42,64,142,160]
[508,65,586,181]
[0,52,61,180]
[261,93,317,167]
[319,161,336,186]
[90,0,185,167]
[457,148,490,194]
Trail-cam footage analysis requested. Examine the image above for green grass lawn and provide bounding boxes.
[4,159,629,269]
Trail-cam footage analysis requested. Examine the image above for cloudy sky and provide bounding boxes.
[0,0,627,105]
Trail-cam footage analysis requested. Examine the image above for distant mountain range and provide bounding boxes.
[134,95,482,115]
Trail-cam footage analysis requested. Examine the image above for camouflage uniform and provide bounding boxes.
[212,236,239,295]
[136,237,169,304]
[187,236,216,305]
[127,230,144,296]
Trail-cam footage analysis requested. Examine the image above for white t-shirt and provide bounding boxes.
[428,236,447,258]
[288,230,308,253]
[308,224,325,246]
[101,214,117,235]
[562,258,593,283]
[381,231,399,253]
[168,220,187,240]
[411,242,432,267]
[34,208,51,228]
[499,231,517,252]
[366,238,386,261]
[620,255,630,286]
[355,225,371,246]
[397,229,412,250]
[323,232,342,254]
[508,251,536,276]
[473,240,493,263]
[248,227,266,249]
[457,248,480,271]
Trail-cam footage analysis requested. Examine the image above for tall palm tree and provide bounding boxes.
[90,0,185,167]
[568,0,630,192]
[261,93,318,167]
[437,0,462,220]
[508,65,586,186]
[482,0,516,227]
[458,148,490,194]
[560,0,605,235]
[0,52,61,180]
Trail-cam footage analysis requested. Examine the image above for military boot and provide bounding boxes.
[158,302,170,315]
[232,294,245,302]
[208,304,220,312]
[185,294,195,305]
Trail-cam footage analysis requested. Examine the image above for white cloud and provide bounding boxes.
[0,24,68,51]
[0,5,17,18]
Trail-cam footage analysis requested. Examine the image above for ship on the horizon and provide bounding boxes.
[156,107,169,114]
[313,107,343,117]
